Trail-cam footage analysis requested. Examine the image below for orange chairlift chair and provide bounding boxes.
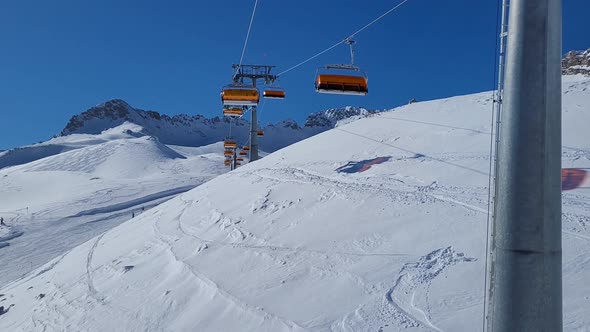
[263,80,286,99]
[223,107,244,117]
[315,38,368,96]
[221,84,260,106]
[223,138,238,149]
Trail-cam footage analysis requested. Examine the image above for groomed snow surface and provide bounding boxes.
[1,76,590,331]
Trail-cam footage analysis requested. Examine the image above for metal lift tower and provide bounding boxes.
[232,64,278,162]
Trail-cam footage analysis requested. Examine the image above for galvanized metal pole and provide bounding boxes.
[488,0,562,331]
[250,78,259,161]
[250,104,259,161]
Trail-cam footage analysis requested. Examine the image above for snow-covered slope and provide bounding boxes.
[1,76,589,331]
[0,123,227,284]
[0,122,144,170]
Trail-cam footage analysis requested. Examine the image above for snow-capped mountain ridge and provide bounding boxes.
[61,99,249,144]
[61,99,377,149]
[304,106,378,128]
[1,101,377,170]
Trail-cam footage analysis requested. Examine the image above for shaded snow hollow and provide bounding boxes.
[1,75,589,331]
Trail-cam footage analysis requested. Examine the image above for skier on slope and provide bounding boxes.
[0,217,5,226]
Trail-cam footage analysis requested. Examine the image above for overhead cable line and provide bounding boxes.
[277,0,411,76]
[234,0,259,79]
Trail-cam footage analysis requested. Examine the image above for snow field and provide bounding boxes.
[0,75,589,331]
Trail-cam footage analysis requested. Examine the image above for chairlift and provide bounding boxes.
[315,38,368,96]
[223,139,237,149]
[239,151,248,156]
[257,130,264,136]
[223,107,244,117]
[263,86,286,99]
[221,84,259,106]
[224,160,231,166]
[243,146,251,151]
[224,150,234,157]
[236,157,244,161]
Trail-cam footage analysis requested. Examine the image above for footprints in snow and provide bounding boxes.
[250,189,299,216]
[564,212,590,235]
[206,210,250,243]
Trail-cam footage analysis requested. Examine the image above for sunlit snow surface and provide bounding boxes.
[0,123,227,284]
[1,76,590,331]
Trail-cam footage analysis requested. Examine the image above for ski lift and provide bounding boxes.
[239,151,248,156]
[221,84,259,106]
[263,85,286,99]
[243,145,251,151]
[224,160,231,166]
[235,162,242,166]
[223,107,244,117]
[224,150,234,157]
[315,38,368,96]
[223,139,237,149]
[236,157,244,161]
[257,130,264,136]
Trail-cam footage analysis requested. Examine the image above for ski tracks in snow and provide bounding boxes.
[151,206,306,331]
[253,166,490,218]
[339,246,476,332]
[86,233,107,304]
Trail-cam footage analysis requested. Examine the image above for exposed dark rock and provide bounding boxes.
[562,49,590,75]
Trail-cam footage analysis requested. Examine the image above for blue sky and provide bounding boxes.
[1,0,588,150]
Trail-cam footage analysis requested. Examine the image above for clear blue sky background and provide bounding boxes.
[1,0,588,150]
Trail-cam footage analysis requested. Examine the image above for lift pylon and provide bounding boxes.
[230,64,280,162]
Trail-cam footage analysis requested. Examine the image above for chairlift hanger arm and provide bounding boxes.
[345,38,356,66]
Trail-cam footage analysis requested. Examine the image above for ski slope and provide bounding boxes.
[1,76,589,331]
[0,123,228,284]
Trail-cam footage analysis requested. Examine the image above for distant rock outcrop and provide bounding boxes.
[304,106,378,128]
[562,49,590,75]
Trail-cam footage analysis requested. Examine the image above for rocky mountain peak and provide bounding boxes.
[62,99,135,134]
[562,49,590,75]
[304,106,378,128]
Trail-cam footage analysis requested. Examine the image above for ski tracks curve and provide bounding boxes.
[339,246,476,332]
